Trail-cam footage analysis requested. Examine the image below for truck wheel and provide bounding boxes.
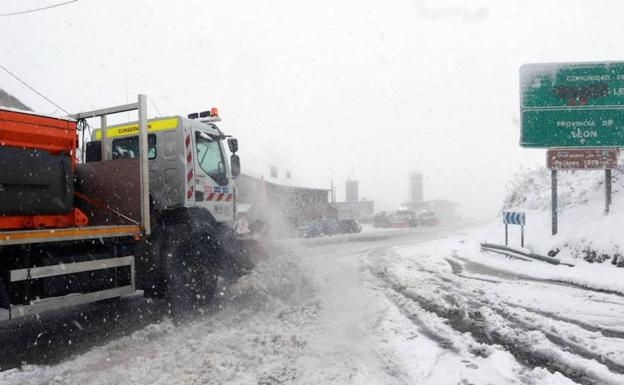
[164,234,218,310]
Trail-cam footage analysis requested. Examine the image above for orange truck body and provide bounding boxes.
[0,109,88,230]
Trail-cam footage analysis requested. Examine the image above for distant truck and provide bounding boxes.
[373,209,438,228]
[0,96,254,321]
[297,218,362,237]
[374,210,417,228]
[392,210,420,228]
[373,211,395,228]
[418,210,440,226]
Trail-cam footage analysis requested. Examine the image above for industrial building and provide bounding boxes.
[403,172,458,222]
[330,179,375,222]
[409,172,424,203]
[345,180,359,202]
[235,174,336,235]
[331,200,375,222]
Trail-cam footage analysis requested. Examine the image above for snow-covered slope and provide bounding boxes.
[500,164,624,265]
[0,88,31,111]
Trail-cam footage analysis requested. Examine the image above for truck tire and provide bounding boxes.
[135,230,167,299]
[164,231,218,310]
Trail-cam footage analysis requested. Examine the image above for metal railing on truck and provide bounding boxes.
[0,95,151,320]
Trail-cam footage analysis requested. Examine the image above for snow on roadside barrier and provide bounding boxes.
[459,238,624,296]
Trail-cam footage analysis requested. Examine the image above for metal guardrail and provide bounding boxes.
[480,242,575,267]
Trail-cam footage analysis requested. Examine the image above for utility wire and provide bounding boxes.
[0,63,70,114]
[148,96,163,116]
[0,0,79,17]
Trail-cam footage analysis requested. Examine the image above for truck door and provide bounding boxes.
[193,130,234,221]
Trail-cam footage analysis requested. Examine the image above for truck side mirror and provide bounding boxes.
[230,154,241,177]
[227,138,238,153]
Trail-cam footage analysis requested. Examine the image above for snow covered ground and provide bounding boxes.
[2,222,621,385]
[502,166,624,264]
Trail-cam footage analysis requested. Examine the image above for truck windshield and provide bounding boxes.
[195,131,227,186]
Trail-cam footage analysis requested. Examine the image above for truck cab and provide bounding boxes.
[88,109,240,224]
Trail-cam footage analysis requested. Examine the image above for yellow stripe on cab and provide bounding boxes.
[93,117,179,140]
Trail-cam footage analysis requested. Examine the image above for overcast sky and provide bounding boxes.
[1,0,622,218]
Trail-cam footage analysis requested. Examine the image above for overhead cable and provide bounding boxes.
[0,0,79,17]
[0,63,70,114]
[149,96,163,116]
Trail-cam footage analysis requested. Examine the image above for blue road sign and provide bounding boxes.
[503,211,526,226]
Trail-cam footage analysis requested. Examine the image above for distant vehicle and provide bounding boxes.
[298,218,361,237]
[321,219,339,236]
[338,219,362,234]
[374,212,391,228]
[419,210,440,226]
[394,210,419,227]
[388,212,409,228]
[297,221,323,238]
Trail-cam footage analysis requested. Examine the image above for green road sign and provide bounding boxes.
[520,62,624,148]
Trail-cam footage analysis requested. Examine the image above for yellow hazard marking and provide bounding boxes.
[0,225,141,242]
[93,117,179,140]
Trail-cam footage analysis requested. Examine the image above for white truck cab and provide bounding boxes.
[89,109,240,224]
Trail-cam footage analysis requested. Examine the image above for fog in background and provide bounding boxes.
[1,0,620,218]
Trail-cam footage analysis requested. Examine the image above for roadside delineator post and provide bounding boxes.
[503,211,526,248]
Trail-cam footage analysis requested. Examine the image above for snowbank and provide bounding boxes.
[501,165,624,265]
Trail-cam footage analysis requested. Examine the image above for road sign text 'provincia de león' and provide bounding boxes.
[521,62,624,148]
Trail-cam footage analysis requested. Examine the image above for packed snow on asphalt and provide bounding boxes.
[1,224,624,385]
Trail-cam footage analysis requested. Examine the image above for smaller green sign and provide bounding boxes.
[520,62,624,148]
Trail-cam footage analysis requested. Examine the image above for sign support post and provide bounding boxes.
[551,170,558,236]
[606,169,612,214]
[504,223,508,246]
[521,224,525,248]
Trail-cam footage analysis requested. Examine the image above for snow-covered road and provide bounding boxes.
[1,224,623,385]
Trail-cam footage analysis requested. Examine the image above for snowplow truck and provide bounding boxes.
[0,95,253,320]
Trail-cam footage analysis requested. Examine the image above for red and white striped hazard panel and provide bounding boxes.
[185,133,194,200]
[203,186,233,202]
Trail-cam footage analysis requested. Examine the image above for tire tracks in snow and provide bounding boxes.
[502,303,624,339]
[445,257,624,357]
[445,259,624,381]
[446,255,624,338]
[492,305,624,375]
[368,250,624,385]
